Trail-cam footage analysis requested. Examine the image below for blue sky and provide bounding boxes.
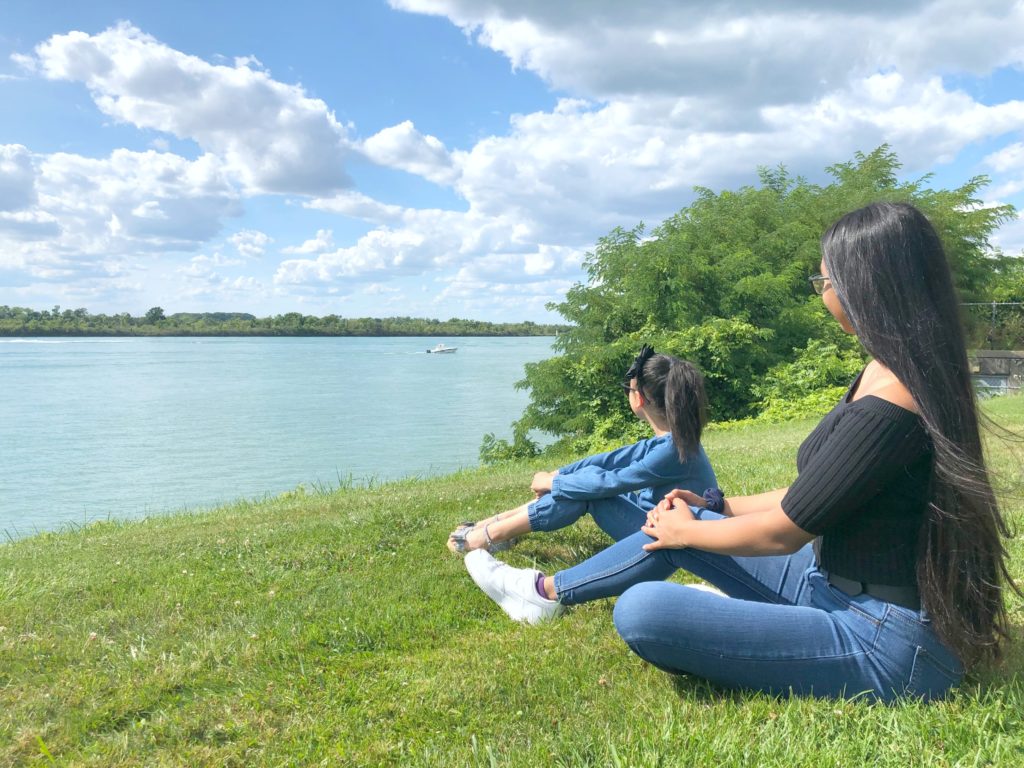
[2,1,1024,321]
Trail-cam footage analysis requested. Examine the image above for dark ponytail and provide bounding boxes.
[637,355,708,460]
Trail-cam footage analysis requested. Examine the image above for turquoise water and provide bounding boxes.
[0,336,554,538]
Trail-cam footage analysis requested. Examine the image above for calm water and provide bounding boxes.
[0,336,554,538]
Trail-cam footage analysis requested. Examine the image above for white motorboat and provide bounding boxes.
[426,343,457,354]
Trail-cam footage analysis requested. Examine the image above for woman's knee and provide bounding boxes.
[613,582,671,643]
[613,582,702,675]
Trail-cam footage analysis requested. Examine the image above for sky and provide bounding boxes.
[2,1,1024,322]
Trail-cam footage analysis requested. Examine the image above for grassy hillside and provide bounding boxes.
[2,402,1023,766]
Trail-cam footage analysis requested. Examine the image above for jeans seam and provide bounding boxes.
[821,582,885,626]
[680,549,789,604]
[885,605,929,629]
[624,634,865,662]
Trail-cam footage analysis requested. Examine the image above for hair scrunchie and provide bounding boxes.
[702,487,726,513]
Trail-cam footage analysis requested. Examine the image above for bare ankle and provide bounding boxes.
[543,576,557,601]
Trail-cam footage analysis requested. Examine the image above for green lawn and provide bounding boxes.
[2,400,1023,766]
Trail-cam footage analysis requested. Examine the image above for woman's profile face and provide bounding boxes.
[820,259,855,334]
[626,377,645,416]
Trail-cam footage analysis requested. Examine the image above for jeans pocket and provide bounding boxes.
[906,645,962,700]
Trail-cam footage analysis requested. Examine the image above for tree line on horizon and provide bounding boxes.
[482,145,1024,462]
[0,306,568,337]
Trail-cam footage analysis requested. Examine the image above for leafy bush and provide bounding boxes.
[479,428,540,465]
[755,339,865,409]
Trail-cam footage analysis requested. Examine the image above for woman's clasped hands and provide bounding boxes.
[641,490,700,551]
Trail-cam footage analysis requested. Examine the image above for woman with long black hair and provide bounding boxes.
[465,201,1017,700]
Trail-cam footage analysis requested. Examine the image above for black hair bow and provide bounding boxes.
[624,344,656,385]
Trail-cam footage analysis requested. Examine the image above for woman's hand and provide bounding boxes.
[664,488,732,516]
[641,497,696,551]
[531,471,557,497]
[663,489,705,507]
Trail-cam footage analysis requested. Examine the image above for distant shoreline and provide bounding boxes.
[0,330,562,338]
[0,307,570,338]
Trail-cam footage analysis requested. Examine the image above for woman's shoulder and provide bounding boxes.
[850,362,919,415]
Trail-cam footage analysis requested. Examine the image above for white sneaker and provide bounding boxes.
[464,550,565,624]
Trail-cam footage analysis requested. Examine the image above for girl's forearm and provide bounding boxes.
[723,488,789,517]
[677,508,810,556]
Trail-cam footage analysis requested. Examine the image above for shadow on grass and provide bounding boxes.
[513,525,622,572]
[521,528,1024,707]
[497,520,1024,707]
[971,618,1024,690]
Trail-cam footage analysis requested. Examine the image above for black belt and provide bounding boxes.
[826,573,920,611]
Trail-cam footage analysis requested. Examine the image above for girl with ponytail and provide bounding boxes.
[464,202,1016,701]
[447,346,717,554]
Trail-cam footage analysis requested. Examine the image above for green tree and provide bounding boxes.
[145,307,166,324]
[505,146,1015,454]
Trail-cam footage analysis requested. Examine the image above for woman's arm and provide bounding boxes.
[643,500,813,556]
[557,440,651,475]
[664,487,789,517]
[549,439,693,501]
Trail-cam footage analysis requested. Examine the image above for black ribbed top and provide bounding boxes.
[781,377,932,587]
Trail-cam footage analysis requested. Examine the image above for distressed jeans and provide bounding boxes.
[553,508,963,701]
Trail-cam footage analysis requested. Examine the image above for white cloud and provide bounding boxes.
[0,148,242,288]
[275,226,431,284]
[436,267,576,317]
[182,253,245,276]
[229,229,272,257]
[36,149,241,250]
[281,228,335,254]
[361,120,458,185]
[390,1,1024,110]
[364,282,400,295]
[0,145,38,212]
[986,142,1024,173]
[22,23,353,195]
[304,191,406,225]
[8,6,1024,317]
[130,201,169,220]
[274,2,1024,309]
[4,274,146,304]
[0,210,61,240]
[985,142,1024,200]
[273,200,547,286]
[178,253,266,299]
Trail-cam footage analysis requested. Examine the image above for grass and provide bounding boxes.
[1,401,1024,766]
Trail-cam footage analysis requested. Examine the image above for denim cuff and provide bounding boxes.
[526,500,542,532]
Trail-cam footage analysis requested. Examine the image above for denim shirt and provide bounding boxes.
[551,434,717,511]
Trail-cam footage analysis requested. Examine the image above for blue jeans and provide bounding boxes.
[528,493,648,542]
[553,509,963,701]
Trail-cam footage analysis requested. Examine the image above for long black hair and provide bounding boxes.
[632,350,708,461]
[821,201,1016,668]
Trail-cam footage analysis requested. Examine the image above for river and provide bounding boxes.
[0,336,554,538]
